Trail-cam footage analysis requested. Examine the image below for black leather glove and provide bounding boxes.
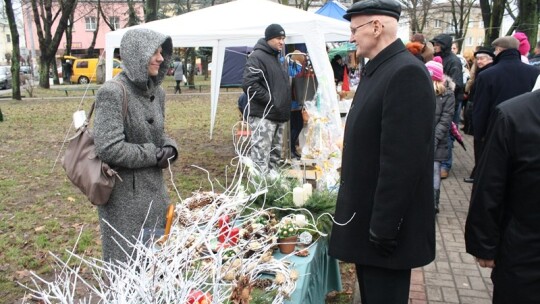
[369,229,397,257]
[156,146,177,169]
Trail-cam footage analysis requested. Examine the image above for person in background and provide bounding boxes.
[426,56,455,214]
[513,31,530,64]
[173,57,184,94]
[242,23,291,175]
[331,54,345,85]
[289,51,316,159]
[465,89,540,303]
[528,41,540,68]
[64,60,73,84]
[463,47,495,183]
[410,33,434,62]
[431,34,464,179]
[93,28,178,264]
[406,41,425,62]
[329,1,436,303]
[471,36,540,184]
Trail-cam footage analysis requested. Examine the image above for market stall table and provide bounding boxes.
[274,237,342,303]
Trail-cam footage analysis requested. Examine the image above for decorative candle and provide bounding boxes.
[293,187,305,207]
[302,183,312,202]
[295,214,308,228]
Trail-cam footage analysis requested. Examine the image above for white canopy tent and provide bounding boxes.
[105,0,351,138]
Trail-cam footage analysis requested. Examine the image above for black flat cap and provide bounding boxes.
[343,0,402,21]
[474,47,495,59]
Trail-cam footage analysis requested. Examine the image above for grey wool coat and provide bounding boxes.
[93,28,177,264]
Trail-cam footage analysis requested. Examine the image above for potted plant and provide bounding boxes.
[277,217,299,254]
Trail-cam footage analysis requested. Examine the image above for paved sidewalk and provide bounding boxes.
[353,133,494,303]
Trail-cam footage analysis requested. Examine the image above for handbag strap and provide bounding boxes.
[87,80,129,122]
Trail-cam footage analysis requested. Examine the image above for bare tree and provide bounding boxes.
[479,0,505,46]
[87,2,100,57]
[505,0,538,54]
[399,0,434,34]
[145,0,159,21]
[290,0,315,10]
[448,0,476,51]
[25,0,78,88]
[126,0,141,27]
[4,0,22,100]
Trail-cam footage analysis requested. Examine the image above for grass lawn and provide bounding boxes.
[0,77,354,303]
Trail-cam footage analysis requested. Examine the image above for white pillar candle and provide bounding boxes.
[293,187,305,207]
[295,214,308,228]
[302,183,312,202]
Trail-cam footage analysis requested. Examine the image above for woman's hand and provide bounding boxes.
[156,146,177,168]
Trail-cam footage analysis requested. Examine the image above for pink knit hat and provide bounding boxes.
[425,56,444,82]
[513,32,530,56]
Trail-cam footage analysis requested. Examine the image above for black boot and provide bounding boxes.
[434,189,440,214]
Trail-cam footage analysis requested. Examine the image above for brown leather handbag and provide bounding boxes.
[62,81,128,205]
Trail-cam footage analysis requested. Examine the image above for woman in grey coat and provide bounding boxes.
[93,28,178,264]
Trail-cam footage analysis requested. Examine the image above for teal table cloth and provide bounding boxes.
[273,237,342,304]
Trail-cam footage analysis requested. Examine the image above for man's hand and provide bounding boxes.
[476,258,495,268]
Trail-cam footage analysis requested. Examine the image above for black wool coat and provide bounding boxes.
[329,39,436,269]
[465,90,540,303]
[472,49,540,141]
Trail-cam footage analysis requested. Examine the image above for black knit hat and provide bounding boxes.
[265,24,286,41]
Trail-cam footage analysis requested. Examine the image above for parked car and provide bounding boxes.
[20,66,31,74]
[63,56,123,84]
[0,66,12,89]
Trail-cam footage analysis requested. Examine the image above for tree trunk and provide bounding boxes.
[126,0,140,27]
[145,0,159,22]
[480,0,505,46]
[517,0,538,55]
[88,5,100,57]
[30,0,78,88]
[4,0,21,100]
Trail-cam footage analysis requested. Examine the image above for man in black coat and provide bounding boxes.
[242,24,291,175]
[328,1,436,303]
[465,89,540,303]
[471,36,540,181]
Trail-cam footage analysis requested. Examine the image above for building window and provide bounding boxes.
[466,37,473,46]
[478,20,484,29]
[6,34,10,43]
[435,19,441,28]
[85,16,97,31]
[468,21,474,28]
[109,16,120,30]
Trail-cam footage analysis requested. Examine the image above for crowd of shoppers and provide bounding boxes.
[89,3,540,303]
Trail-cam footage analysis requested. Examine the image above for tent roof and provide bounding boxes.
[315,0,348,22]
[106,0,350,48]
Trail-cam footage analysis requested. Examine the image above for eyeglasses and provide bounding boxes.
[350,20,374,35]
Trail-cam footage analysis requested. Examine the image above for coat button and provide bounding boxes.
[150,95,155,102]
[147,118,154,124]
